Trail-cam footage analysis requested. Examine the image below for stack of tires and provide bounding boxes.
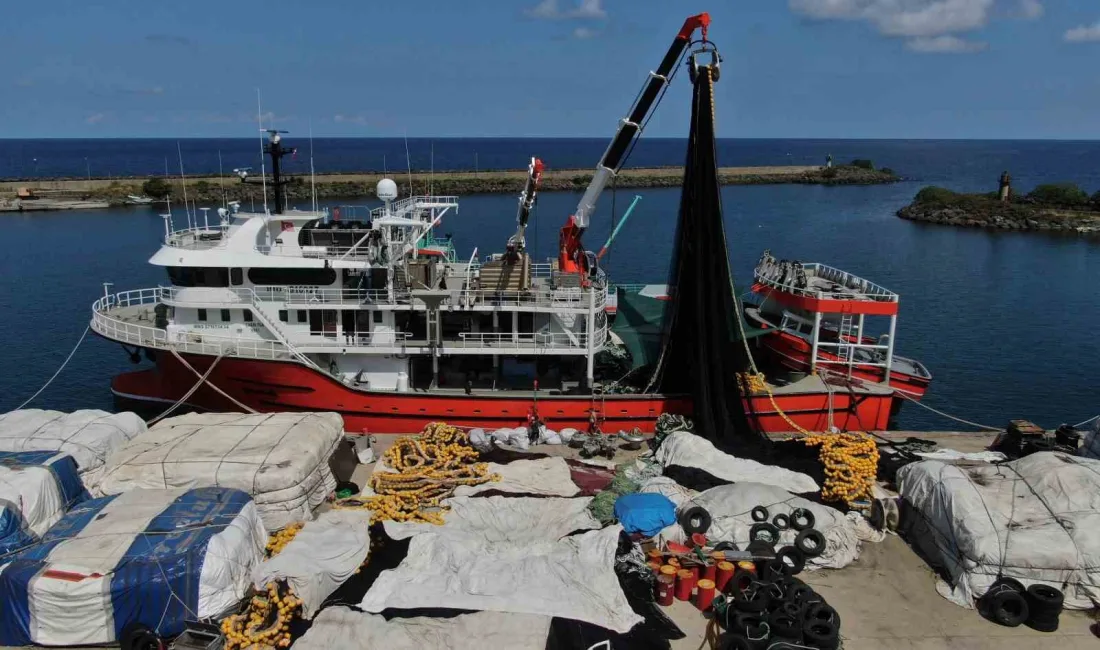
[978,577,1064,632]
[714,506,839,649]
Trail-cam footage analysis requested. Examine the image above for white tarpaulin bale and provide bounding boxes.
[91,412,342,529]
[899,452,1100,609]
[253,509,372,618]
[654,431,819,494]
[293,607,552,650]
[383,495,600,542]
[0,409,145,473]
[658,482,862,570]
[452,457,580,498]
[0,451,89,554]
[361,524,643,634]
[0,487,265,647]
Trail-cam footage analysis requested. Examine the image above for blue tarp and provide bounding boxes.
[0,487,253,646]
[0,450,89,556]
[613,492,676,538]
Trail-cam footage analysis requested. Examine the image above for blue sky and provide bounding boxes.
[3,0,1100,139]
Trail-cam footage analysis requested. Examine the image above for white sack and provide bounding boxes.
[899,452,1100,609]
[490,427,530,450]
[914,449,1007,463]
[452,458,580,497]
[383,495,598,542]
[469,428,493,453]
[658,482,861,570]
[294,607,552,650]
[361,525,643,634]
[0,409,145,473]
[638,476,698,509]
[253,510,372,618]
[92,412,342,529]
[1081,418,1100,459]
[0,460,66,537]
[654,431,819,494]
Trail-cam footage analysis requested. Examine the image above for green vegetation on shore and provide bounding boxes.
[898,183,1100,234]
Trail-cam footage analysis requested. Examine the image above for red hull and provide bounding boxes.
[111,352,893,434]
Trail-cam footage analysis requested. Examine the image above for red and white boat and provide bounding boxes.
[90,15,902,435]
[744,251,932,406]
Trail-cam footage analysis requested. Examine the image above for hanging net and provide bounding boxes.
[645,62,756,443]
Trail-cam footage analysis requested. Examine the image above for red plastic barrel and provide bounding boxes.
[695,579,716,611]
[656,574,675,606]
[675,569,695,601]
[715,561,735,592]
[702,562,717,583]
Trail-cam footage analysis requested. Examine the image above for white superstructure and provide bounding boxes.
[91,182,610,393]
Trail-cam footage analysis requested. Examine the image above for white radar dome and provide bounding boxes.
[376,178,398,202]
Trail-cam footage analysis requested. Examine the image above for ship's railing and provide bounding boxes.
[754,262,898,303]
[369,195,460,220]
[454,327,607,351]
[456,286,607,311]
[164,225,229,250]
[91,289,294,361]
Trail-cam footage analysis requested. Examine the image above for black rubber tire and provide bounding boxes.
[751,505,770,522]
[733,585,772,613]
[802,619,839,650]
[785,584,816,605]
[1025,584,1065,610]
[775,546,806,576]
[714,540,740,553]
[728,568,756,595]
[768,611,801,639]
[990,576,1026,594]
[772,513,791,530]
[794,529,826,558]
[790,508,815,531]
[762,558,791,582]
[804,602,841,628]
[733,612,765,634]
[750,522,780,546]
[679,506,712,535]
[743,620,771,646]
[987,590,1029,627]
[120,623,164,650]
[715,632,753,650]
[1024,584,1064,632]
[746,539,776,558]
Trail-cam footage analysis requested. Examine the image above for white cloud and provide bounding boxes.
[85,113,107,125]
[527,0,606,19]
[334,114,370,125]
[1065,21,1100,43]
[1016,0,1043,20]
[573,26,597,39]
[790,0,1006,52]
[906,35,988,52]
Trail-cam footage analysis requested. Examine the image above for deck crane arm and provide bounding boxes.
[506,157,545,261]
[558,12,711,275]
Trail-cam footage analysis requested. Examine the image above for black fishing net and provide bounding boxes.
[645,63,756,443]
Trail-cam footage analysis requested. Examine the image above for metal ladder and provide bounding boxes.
[245,291,323,372]
[836,314,855,365]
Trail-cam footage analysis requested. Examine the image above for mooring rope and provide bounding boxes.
[13,325,90,411]
[146,353,226,425]
[894,390,1003,432]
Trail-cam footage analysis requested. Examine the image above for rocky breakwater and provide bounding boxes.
[898,185,1100,235]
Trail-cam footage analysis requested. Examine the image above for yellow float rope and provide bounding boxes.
[736,372,879,505]
[335,422,500,525]
[264,523,303,558]
[221,581,301,649]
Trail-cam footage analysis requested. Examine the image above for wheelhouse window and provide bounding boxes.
[166,266,229,288]
[247,267,336,286]
[197,308,208,321]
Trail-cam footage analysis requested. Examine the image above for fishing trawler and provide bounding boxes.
[90,14,902,434]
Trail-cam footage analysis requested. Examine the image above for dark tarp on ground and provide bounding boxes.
[613,287,771,369]
[644,64,757,443]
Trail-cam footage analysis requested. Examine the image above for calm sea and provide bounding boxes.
[1,138,1098,431]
